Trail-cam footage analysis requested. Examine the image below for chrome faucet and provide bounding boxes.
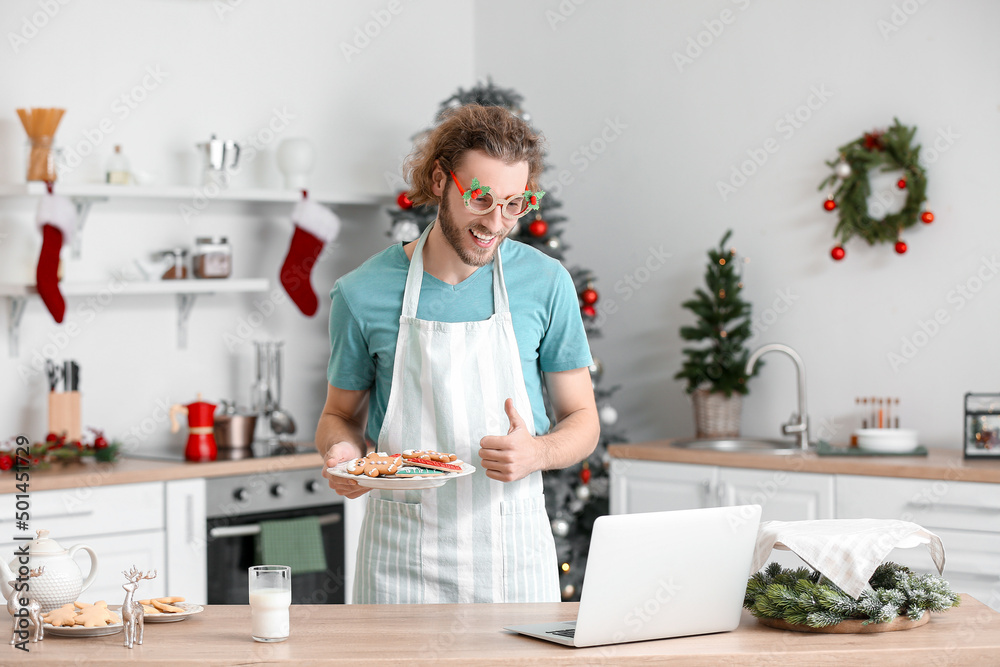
[745,343,811,450]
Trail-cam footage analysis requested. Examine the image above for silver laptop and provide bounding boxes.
[505,504,762,648]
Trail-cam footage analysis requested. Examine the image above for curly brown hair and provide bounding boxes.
[403,104,545,207]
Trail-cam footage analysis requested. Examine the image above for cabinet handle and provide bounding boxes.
[29,511,94,520]
[716,482,726,506]
[904,502,1000,514]
[185,495,194,545]
[209,512,341,538]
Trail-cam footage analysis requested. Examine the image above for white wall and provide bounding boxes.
[475,0,1000,448]
[3,1,999,452]
[0,0,473,451]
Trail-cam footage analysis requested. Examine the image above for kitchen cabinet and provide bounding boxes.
[0,479,211,604]
[609,454,1000,612]
[610,460,834,520]
[610,460,834,570]
[838,474,1000,611]
[164,478,207,601]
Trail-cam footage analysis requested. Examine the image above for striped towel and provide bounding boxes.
[751,519,945,598]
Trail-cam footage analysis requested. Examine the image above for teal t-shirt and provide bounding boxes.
[327,239,593,445]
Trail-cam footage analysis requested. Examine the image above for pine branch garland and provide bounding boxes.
[744,561,960,629]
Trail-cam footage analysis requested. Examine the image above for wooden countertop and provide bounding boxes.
[608,440,1000,483]
[5,451,324,492]
[12,595,999,665]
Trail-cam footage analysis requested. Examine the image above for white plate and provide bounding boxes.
[44,606,123,637]
[143,602,204,622]
[328,460,476,489]
[855,428,919,453]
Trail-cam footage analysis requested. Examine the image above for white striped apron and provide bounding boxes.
[353,222,560,604]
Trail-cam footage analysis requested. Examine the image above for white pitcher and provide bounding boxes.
[1,529,98,612]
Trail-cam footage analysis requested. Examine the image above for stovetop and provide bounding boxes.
[127,441,319,463]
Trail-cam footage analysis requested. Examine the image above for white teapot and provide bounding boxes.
[1,529,98,612]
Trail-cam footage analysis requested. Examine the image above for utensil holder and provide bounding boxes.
[27,137,58,182]
[48,391,81,440]
[252,340,285,444]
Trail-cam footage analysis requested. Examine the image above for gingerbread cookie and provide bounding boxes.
[75,603,120,627]
[42,604,78,627]
[346,452,402,477]
[151,599,186,613]
[402,449,457,463]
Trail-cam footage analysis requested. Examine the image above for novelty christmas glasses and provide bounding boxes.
[449,171,544,220]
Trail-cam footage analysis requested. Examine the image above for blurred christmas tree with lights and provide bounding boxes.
[387,79,627,601]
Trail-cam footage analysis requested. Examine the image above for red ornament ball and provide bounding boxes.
[396,191,413,210]
[896,178,907,190]
[581,304,596,318]
[528,219,548,237]
[895,240,908,254]
[0,455,13,471]
[830,246,846,261]
[921,211,935,224]
[94,436,108,449]
[581,288,599,306]
[823,198,837,212]
[580,466,592,484]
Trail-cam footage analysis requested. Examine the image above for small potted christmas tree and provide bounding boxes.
[674,230,757,437]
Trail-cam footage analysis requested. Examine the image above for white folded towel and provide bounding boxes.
[751,519,946,598]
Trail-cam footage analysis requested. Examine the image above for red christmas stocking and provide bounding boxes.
[35,192,77,323]
[280,196,341,316]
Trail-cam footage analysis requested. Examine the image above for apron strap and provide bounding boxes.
[401,220,510,318]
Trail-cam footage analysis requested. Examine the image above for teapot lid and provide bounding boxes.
[26,529,67,555]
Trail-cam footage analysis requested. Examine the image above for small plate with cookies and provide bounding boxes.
[139,597,204,623]
[42,600,123,637]
[328,450,476,490]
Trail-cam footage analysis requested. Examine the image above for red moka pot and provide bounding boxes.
[169,393,218,462]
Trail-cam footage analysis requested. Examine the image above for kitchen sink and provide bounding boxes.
[669,437,801,454]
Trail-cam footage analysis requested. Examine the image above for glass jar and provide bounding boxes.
[193,237,232,279]
[159,248,189,280]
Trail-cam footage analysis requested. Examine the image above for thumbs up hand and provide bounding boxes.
[479,398,542,483]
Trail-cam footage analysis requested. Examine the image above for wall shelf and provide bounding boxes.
[0,182,386,205]
[0,182,388,257]
[2,278,269,356]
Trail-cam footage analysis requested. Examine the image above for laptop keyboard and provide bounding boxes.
[546,628,576,638]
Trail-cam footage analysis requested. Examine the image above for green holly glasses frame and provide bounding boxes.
[449,171,545,220]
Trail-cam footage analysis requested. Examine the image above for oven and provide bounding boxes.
[204,467,345,604]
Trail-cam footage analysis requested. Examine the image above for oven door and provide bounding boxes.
[206,504,345,604]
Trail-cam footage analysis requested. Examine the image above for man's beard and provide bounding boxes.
[437,190,507,268]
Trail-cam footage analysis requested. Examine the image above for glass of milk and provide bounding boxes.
[248,565,291,642]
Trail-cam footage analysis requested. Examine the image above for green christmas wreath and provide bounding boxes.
[744,561,960,628]
[819,118,934,260]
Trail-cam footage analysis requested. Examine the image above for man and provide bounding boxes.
[317,104,599,604]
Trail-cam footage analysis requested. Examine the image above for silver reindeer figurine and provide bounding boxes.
[121,566,157,649]
[7,566,45,645]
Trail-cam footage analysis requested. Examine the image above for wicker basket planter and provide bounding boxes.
[691,389,743,437]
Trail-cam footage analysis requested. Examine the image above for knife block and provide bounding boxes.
[48,391,81,440]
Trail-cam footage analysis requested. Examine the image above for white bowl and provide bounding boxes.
[855,428,918,453]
